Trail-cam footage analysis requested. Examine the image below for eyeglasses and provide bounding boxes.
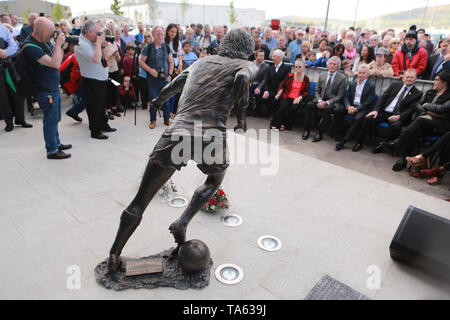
[145,35,151,38]
[295,66,303,68]
[321,35,328,38]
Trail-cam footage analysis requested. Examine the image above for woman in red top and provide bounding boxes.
[270,59,310,131]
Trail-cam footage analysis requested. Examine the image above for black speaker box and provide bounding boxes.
[390,206,450,281]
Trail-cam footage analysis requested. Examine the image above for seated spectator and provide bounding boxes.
[287,29,304,63]
[381,70,450,172]
[306,48,330,67]
[262,27,279,51]
[260,50,290,118]
[270,36,291,62]
[182,27,200,57]
[368,47,394,78]
[118,75,135,110]
[392,25,427,77]
[388,37,400,63]
[298,41,310,61]
[426,38,448,80]
[332,43,345,61]
[316,39,329,59]
[305,56,348,142]
[181,41,198,67]
[250,49,271,116]
[352,44,375,74]
[343,40,357,64]
[406,132,450,185]
[335,64,376,151]
[358,69,422,153]
[250,36,270,61]
[270,59,311,132]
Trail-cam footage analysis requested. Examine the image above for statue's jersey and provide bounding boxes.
[161,55,257,137]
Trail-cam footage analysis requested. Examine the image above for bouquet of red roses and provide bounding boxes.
[202,188,229,214]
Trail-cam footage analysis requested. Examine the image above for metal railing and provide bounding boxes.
[264,61,434,96]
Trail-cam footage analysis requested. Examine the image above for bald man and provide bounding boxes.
[23,18,72,159]
[19,12,38,43]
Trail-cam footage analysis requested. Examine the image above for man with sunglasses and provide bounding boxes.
[287,28,304,63]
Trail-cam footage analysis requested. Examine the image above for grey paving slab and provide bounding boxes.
[1,105,450,300]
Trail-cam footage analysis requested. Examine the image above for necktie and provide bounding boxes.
[394,87,407,111]
[325,73,333,100]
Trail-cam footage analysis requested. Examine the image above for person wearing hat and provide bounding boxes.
[381,70,450,171]
[368,47,394,78]
[391,25,428,77]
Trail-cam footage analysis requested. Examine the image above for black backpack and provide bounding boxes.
[3,43,40,97]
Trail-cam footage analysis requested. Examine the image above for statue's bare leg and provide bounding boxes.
[107,160,176,273]
[169,171,226,257]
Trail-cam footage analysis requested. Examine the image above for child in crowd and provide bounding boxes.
[182,42,198,68]
[118,75,135,110]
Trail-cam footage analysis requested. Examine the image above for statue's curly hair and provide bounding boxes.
[218,28,254,60]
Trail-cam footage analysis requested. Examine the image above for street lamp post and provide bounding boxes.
[324,0,331,31]
[353,0,359,28]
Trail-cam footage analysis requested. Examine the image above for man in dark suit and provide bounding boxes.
[382,70,450,171]
[249,49,270,116]
[335,64,376,151]
[425,38,448,80]
[304,56,347,141]
[260,49,290,118]
[249,36,270,61]
[356,68,423,152]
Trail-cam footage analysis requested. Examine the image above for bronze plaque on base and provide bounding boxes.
[123,257,163,276]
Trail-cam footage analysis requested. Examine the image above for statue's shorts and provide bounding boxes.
[149,133,229,175]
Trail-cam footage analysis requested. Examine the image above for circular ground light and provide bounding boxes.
[168,196,189,208]
[221,214,243,227]
[215,264,244,285]
[257,235,282,252]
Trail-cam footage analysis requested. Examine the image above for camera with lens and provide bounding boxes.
[105,36,115,44]
[157,69,166,80]
[134,39,141,47]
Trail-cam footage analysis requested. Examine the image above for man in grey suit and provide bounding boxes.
[304,56,348,142]
[427,38,448,81]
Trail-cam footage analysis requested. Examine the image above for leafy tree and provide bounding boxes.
[22,8,31,24]
[52,1,65,22]
[229,1,237,26]
[110,0,124,16]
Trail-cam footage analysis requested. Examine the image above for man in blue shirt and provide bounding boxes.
[262,27,278,51]
[288,28,304,63]
[23,18,72,159]
[0,25,32,132]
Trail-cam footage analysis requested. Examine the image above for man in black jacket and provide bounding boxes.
[425,38,448,80]
[260,50,290,118]
[249,36,270,61]
[335,64,376,151]
[357,68,423,152]
[382,70,450,171]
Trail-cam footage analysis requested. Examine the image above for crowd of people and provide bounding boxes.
[0,11,449,190]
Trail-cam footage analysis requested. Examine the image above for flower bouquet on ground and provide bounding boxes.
[201,188,230,214]
[158,179,178,202]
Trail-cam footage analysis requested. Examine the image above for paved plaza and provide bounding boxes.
[1,101,449,300]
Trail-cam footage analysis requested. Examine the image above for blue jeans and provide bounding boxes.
[36,90,61,155]
[148,77,170,122]
[67,86,86,115]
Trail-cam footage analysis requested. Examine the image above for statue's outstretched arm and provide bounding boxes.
[152,68,190,108]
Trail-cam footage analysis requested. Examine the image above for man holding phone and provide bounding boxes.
[75,20,116,139]
[23,17,72,159]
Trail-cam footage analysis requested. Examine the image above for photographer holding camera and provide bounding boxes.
[139,26,174,129]
[75,20,116,140]
[22,18,71,159]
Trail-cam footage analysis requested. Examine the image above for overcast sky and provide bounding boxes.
[62,0,450,20]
